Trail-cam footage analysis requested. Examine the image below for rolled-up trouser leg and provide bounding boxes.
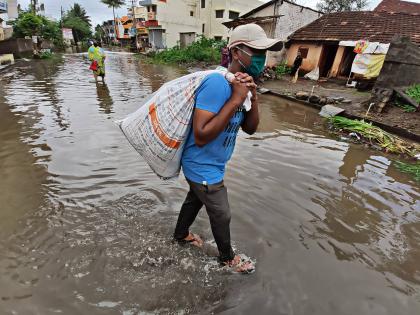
[174,186,203,240]
[188,180,234,262]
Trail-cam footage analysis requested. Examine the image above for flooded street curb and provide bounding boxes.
[265,89,420,143]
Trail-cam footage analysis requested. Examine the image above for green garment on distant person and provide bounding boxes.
[88,46,106,77]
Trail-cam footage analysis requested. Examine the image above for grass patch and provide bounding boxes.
[38,50,53,59]
[394,84,420,112]
[149,36,226,65]
[274,62,291,78]
[395,98,417,112]
[329,116,419,157]
[406,84,420,104]
[394,161,420,182]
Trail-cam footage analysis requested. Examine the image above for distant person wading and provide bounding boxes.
[88,42,106,83]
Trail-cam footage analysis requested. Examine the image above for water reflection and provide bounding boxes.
[96,83,113,114]
[339,144,369,184]
[0,87,48,237]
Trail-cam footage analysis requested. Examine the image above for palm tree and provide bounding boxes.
[62,3,92,43]
[67,3,91,27]
[101,0,125,41]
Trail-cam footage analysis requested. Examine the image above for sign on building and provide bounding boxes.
[0,0,8,13]
[134,6,147,20]
[62,28,74,40]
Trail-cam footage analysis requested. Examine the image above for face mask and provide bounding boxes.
[237,47,266,78]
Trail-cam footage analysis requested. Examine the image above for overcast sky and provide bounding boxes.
[17,0,420,27]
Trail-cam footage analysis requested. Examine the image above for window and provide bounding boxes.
[215,10,224,18]
[298,47,309,58]
[201,0,205,9]
[202,23,205,33]
[214,36,222,41]
[229,11,239,19]
[190,11,194,17]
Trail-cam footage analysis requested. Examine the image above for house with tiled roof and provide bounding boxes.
[285,1,420,79]
[374,0,420,15]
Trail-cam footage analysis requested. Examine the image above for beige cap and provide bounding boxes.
[228,23,283,51]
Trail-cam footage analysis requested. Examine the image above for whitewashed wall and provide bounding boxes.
[239,1,322,65]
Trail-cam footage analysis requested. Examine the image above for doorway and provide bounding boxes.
[338,46,357,77]
[149,29,165,49]
[180,32,196,48]
[318,44,338,78]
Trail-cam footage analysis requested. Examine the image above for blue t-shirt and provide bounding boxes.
[181,73,245,184]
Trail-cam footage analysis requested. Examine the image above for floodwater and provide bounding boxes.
[0,52,419,315]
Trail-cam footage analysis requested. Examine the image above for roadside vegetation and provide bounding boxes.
[329,116,419,157]
[395,84,420,112]
[12,3,92,51]
[148,37,226,65]
[329,116,420,182]
[274,62,291,78]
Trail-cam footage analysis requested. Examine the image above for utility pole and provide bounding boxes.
[60,6,64,27]
[131,0,137,50]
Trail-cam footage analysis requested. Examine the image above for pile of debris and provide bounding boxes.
[259,66,278,82]
[294,91,353,106]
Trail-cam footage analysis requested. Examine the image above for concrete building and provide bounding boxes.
[222,0,322,65]
[225,0,322,41]
[7,0,17,19]
[199,0,260,41]
[0,0,18,65]
[0,0,18,41]
[138,0,262,49]
[0,0,6,13]
[0,0,7,42]
[116,16,134,40]
[138,0,199,49]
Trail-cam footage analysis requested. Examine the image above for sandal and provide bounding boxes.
[222,255,255,274]
[176,232,203,248]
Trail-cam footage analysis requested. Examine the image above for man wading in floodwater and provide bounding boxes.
[174,24,283,273]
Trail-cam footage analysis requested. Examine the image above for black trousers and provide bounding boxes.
[174,179,235,262]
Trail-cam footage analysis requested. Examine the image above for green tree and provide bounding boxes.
[12,11,64,48]
[316,0,368,12]
[66,3,91,27]
[41,17,64,48]
[62,3,92,43]
[101,0,125,40]
[94,24,105,42]
[62,16,92,43]
[12,12,43,37]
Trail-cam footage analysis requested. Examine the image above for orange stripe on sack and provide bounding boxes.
[149,103,181,149]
